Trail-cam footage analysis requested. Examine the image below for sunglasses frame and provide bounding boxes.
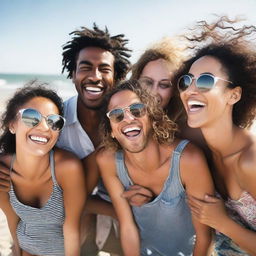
[178,73,233,92]
[106,103,146,123]
[18,108,65,131]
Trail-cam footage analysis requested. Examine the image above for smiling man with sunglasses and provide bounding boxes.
[96,80,214,256]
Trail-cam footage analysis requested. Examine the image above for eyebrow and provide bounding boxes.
[78,60,113,68]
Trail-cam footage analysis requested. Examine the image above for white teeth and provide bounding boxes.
[30,136,48,143]
[123,127,141,133]
[188,100,206,106]
[85,87,103,92]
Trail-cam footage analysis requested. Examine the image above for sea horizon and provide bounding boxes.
[0,72,77,111]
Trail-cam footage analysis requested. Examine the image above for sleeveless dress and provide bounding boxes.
[214,191,256,255]
[9,150,65,256]
[116,140,195,256]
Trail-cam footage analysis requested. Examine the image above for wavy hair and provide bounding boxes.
[100,80,177,151]
[131,37,185,122]
[62,23,131,82]
[175,16,256,128]
[0,81,64,154]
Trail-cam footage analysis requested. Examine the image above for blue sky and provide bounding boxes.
[1,0,256,75]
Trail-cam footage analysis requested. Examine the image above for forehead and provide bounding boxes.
[108,90,140,110]
[77,46,115,66]
[141,59,173,79]
[21,97,59,114]
[189,55,226,76]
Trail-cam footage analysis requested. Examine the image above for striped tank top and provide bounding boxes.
[9,150,65,256]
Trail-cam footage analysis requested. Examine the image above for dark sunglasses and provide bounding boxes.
[178,73,233,92]
[18,108,65,131]
[106,103,146,123]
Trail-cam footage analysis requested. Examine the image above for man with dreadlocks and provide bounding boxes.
[0,24,131,256]
[58,24,131,255]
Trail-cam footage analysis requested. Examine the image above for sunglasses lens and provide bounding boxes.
[47,115,65,131]
[197,74,215,91]
[178,75,192,91]
[130,103,146,118]
[108,109,124,123]
[21,109,40,127]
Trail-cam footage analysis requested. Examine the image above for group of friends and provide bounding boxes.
[0,16,255,256]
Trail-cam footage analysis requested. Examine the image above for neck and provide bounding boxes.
[77,100,102,147]
[201,117,247,158]
[124,139,164,172]
[14,150,50,180]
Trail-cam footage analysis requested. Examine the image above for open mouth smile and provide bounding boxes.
[29,135,49,144]
[187,100,206,112]
[122,126,141,138]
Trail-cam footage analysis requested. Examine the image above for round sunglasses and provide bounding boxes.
[18,108,65,131]
[178,73,233,92]
[106,103,146,123]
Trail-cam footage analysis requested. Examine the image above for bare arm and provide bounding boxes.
[0,192,22,256]
[57,151,87,256]
[0,161,11,192]
[180,143,215,256]
[97,149,140,256]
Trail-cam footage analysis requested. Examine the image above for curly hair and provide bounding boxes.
[62,23,131,82]
[0,80,64,154]
[131,37,185,122]
[175,16,256,128]
[100,80,178,151]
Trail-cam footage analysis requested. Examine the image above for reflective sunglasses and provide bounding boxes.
[178,73,233,92]
[106,103,146,123]
[18,108,65,131]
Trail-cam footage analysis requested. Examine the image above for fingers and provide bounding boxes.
[122,185,153,199]
[204,194,219,203]
[122,185,154,207]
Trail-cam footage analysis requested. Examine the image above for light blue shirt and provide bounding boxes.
[56,95,95,159]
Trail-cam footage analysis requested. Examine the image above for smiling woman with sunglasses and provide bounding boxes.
[176,16,256,255]
[0,81,86,256]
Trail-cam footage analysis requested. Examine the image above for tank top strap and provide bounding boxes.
[115,151,133,189]
[165,139,190,198]
[49,150,59,186]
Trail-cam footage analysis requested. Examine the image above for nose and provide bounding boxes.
[37,117,50,131]
[89,68,102,82]
[123,109,135,122]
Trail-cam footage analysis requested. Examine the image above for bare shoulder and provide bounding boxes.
[53,148,84,184]
[54,148,82,170]
[96,147,116,175]
[238,139,256,196]
[96,147,116,164]
[180,141,206,163]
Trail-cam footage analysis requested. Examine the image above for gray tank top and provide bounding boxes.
[116,140,195,256]
[9,150,65,256]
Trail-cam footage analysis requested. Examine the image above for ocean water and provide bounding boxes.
[0,73,77,110]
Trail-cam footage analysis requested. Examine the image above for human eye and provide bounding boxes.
[159,81,172,89]
[100,65,113,74]
[78,64,91,71]
[140,78,153,87]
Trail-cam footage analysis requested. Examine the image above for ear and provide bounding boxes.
[228,86,242,105]
[72,70,76,83]
[9,122,16,134]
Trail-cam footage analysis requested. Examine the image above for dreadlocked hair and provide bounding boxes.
[174,16,256,128]
[62,23,131,82]
[100,80,178,151]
